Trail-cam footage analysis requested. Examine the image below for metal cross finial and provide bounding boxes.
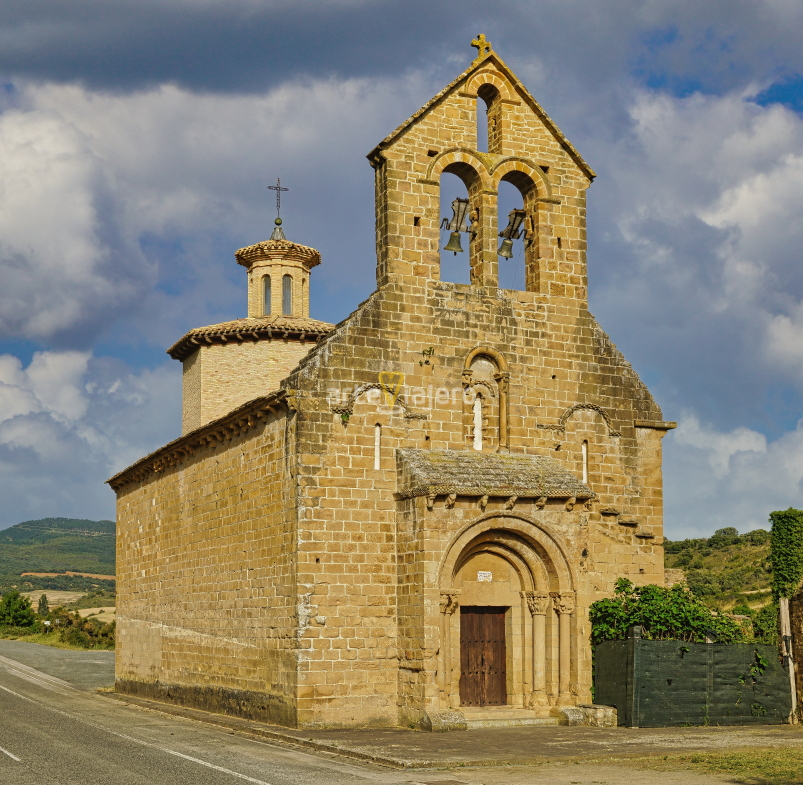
[471,34,493,60]
[267,178,289,219]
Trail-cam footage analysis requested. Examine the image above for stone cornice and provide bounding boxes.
[106,392,289,493]
[166,316,334,362]
[235,239,321,269]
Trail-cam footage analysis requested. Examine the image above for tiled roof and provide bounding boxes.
[397,448,594,500]
[166,316,335,361]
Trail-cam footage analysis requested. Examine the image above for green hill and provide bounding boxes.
[664,527,772,612]
[0,518,115,593]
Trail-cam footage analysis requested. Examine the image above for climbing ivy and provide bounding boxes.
[769,508,803,599]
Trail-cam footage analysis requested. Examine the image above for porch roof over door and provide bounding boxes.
[396,448,594,501]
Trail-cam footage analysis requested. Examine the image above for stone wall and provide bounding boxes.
[284,275,668,726]
[115,407,299,726]
[181,340,317,433]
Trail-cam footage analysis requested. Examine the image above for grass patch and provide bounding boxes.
[0,630,113,651]
[597,747,803,785]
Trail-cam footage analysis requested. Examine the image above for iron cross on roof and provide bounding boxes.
[267,178,289,219]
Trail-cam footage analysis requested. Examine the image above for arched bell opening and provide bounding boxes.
[497,170,539,293]
[497,180,526,291]
[438,161,482,285]
[437,519,576,712]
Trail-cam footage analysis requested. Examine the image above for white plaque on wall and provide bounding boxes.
[477,571,493,582]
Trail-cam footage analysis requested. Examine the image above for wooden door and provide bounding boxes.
[459,606,507,706]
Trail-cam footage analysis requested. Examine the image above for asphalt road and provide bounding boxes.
[0,640,738,785]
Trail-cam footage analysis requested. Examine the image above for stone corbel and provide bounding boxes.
[504,496,518,510]
[536,496,547,509]
[426,494,436,510]
[445,493,457,509]
[478,494,488,511]
[564,496,576,511]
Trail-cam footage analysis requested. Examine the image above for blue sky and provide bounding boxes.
[1,0,803,536]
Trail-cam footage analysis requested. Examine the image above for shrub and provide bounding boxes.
[589,578,750,645]
[0,590,36,627]
[51,608,115,650]
[752,602,779,645]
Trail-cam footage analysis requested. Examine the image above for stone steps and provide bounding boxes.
[460,707,560,729]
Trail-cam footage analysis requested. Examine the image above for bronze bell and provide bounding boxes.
[497,238,514,258]
[443,231,464,255]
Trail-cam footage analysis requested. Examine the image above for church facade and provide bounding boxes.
[109,37,674,730]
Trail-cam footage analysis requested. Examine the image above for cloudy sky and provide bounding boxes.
[1,0,802,537]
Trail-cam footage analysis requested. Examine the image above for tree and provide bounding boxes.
[37,594,49,616]
[0,590,36,627]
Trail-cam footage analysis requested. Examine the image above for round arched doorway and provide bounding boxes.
[437,516,575,710]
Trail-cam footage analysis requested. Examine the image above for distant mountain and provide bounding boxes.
[0,518,115,592]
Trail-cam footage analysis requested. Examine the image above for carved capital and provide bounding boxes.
[439,590,461,615]
[550,591,575,615]
[461,369,473,388]
[522,591,550,616]
[493,371,510,393]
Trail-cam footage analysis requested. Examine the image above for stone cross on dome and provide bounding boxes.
[471,33,493,60]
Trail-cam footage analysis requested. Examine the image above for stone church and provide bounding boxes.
[109,36,675,730]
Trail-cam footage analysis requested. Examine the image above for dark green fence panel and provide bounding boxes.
[594,632,791,727]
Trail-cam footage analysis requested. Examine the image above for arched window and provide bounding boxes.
[262,275,271,316]
[473,395,483,451]
[477,84,500,154]
[282,274,292,316]
[476,98,489,153]
[582,440,589,484]
[374,423,382,470]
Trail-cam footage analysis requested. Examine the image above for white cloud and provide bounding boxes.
[0,351,180,527]
[665,415,803,538]
[672,414,767,479]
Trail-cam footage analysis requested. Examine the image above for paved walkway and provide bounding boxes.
[106,692,803,769]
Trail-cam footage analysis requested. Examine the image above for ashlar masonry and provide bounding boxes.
[109,36,675,730]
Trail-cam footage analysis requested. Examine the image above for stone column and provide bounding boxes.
[439,590,460,707]
[551,591,574,705]
[469,189,498,287]
[494,371,510,452]
[524,591,550,705]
